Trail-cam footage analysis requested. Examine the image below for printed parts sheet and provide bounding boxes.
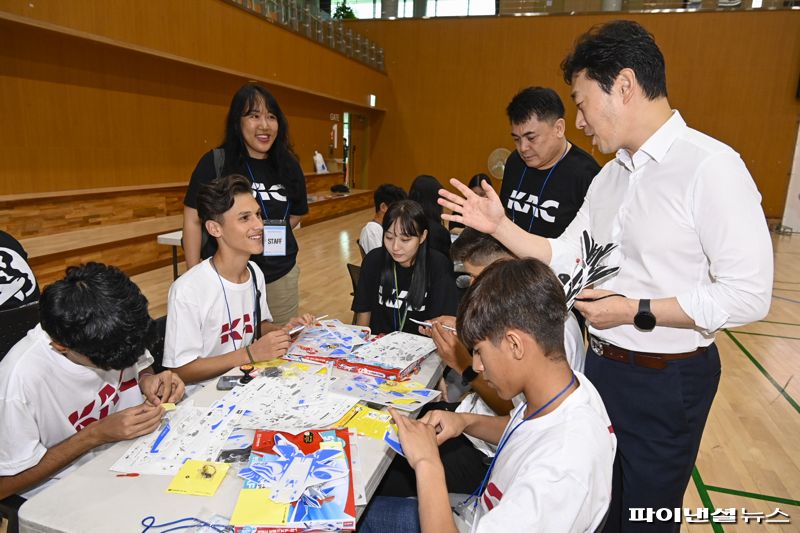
[284,320,370,362]
[345,331,435,373]
[110,366,357,474]
[330,374,440,412]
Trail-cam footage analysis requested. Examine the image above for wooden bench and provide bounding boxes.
[21,215,184,286]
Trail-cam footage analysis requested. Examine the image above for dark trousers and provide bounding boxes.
[586,343,721,533]
[374,401,490,497]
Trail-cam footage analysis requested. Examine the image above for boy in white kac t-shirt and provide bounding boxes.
[0,263,185,499]
[360,258,616,533]
[359,183,407,255]
[164,174,313,391]
[376,228,586,498]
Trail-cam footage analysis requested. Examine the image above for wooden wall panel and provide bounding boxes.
[0,5,384,195]
[349,11,800,219]
[0,0,390,108]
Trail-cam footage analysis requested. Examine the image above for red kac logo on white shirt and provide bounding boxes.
[220,313,254,344]
[67,373,138,431]
[482,482,504,511]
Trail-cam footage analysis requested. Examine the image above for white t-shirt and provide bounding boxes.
[359,220,383,254]
[465,372,616,533]
[163,259,271,392]
[0,325,152,498]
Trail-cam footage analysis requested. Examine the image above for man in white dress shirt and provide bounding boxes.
[439,20,772,533]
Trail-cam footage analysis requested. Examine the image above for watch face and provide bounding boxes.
[635,312,657,331]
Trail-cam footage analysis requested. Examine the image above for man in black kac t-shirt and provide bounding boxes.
[500,87,600,239]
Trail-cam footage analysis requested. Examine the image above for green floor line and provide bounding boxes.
[774,280,800,284]
[759,320,800,327]
[773,288,800,293]
[723,330,800,414]
[693,467,724,533]
[728,330,800,341]
[704,485,800,507]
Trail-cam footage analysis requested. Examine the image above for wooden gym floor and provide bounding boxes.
[3,209,797,532]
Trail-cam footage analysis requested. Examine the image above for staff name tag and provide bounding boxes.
[263,220,287,257]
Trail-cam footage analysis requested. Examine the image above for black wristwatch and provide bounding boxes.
[461,367,479,386]
[634,299,657,332]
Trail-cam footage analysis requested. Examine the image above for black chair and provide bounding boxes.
[146,315,168,374]
[0,494,26,533]
[356,239,367,260]
[0,301,39,362]
[346,263,361,324]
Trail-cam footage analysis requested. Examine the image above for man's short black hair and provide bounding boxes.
[457,258,566,360]
[40,262,152,371]
[197,174,254,225]
[561,20,667,100]
[506,87,565,126]
[451,228,513,266]
[373,184,407,212]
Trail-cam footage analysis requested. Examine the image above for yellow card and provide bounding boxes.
[161,402,176,412]
[166,460,229,496]
[388,398,419,406]
[230,488,289,525]
[336,405,392,440]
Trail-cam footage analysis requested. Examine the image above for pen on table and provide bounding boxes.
[574,293,626,303]
[115,472,140,477]
[409,318,457,333]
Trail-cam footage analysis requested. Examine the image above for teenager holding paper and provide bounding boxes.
[353,200,459,335]
[165,175,313,393]
[359,259,615,533]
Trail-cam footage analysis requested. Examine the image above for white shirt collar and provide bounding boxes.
[616,110,686,171]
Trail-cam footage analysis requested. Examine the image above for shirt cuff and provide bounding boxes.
[548,237,579,279]
[676,289,730,334]
[135,351,156,374]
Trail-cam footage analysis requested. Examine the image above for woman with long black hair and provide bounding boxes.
[409,174,452,258]
[182,84,308,324]
[352,200,459,335]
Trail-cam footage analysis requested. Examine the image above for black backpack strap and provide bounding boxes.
[212,148,225,179]
[247,262,262,339]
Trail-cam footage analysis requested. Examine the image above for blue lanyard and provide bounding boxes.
[511,143,569,233]
[210,258,258,351]
[244,162,291,221]
[466,373,577,510]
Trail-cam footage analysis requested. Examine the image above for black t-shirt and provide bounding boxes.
[500,143,599,238]
[352,247,460,335]
[0,230,40,310]
[184,150,309,283]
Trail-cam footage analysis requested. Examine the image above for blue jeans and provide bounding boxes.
[358,496,421,533]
